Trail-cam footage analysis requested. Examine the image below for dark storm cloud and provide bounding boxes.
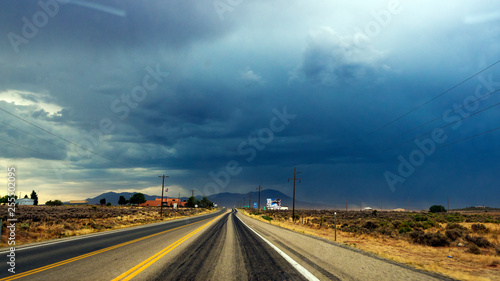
[1,1,500,207]
[1,0,230,53]
[292,27,389,87]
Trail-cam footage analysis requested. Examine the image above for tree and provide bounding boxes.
[186,196,199,208]
[129,193,146,204]
[24,194,28,198]
[46,200,63,206]
[0,195,17,203]
[199,197,214,209]
[100,198,106,205]
[106,202,112,206]
[30,190,38,205]
[118,195,128,206]
[429,205,447,213]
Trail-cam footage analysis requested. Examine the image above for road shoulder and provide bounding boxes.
[237,210,456,281]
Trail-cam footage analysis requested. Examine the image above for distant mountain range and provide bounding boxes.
[83,189,328,209]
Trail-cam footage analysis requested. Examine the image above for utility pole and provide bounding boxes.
[334,212,337,241]
[256,185,263,210]
[249,193,252,209]
[288,167,301,221]
[158,174,169,217]
[191,190,195,197]
[447,196,449,211]
[346,198,348,211]
[408,197,410,212]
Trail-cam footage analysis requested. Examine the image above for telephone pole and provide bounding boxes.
[158,174,169,217]
[256,185,263,210]
[288,167,301,221]
[191,190,195,197]
[249,193,252,209]
[447,196,449,211]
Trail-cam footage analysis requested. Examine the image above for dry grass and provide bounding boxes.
[241,209,500,281]
[1,206,215,247]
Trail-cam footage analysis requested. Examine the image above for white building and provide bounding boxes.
[16,198,35,205]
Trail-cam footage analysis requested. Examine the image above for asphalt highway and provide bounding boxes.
[0,208,454,281]
[152,209,306,280]
[0,209,225,281]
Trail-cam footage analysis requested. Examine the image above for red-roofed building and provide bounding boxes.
[139,198,187,207]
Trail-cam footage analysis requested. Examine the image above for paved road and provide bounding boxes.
[152,209,306,281]
[0,209,225,281]
[0,208,454,281]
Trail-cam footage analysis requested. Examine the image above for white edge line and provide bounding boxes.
[236,214,320,281]
[0,210,220,254]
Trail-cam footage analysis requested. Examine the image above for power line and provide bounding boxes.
[378,88,500,148]
[0,137,55,159]
[0,120,72,154]
[384,99,500,152]
[369,59,500,136]
[0,107,100,157]
[332,59,500,155]
[439,125,500,148]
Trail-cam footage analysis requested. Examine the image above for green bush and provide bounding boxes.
[422,220,438,229]
[467,244,481,255]
[446,223,468,231]
[471,223,488,233]
[19,222,30,230]
[341,224,360,233]
[45,200,63,206]
[429,205,446,213]
[445,229,464,241]
[465,235,492,248]
[410,230,450,247]
[398,226,412,234]
[379,220,389,227]
[414,214,428,222]
[362,221,378,230]
[377,227,395,237]
[445,213,465,223]
[262,215,273,221]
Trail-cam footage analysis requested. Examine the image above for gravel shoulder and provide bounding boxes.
[237,210,456,281]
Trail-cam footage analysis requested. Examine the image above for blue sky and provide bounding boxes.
[1,0,500,209]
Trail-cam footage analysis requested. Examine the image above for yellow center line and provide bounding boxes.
[112,213,225,281]
[0,217,213,281]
